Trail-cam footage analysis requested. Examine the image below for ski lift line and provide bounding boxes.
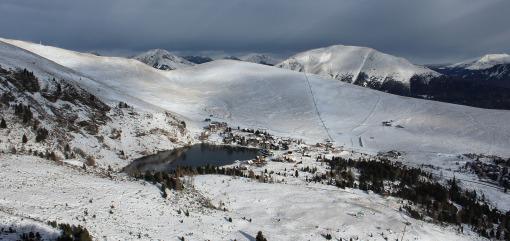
[353,49,372,82]
[302,72,333,143]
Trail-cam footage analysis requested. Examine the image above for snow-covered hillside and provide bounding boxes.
[240,53,281,66]
[3,38,510,160]
[0,40,192,168]
[1,155,487,241]
[448,54,510,70]
[134,49,194,70]
[277,45,438,86]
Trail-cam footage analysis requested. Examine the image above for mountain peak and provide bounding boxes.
[134,49,194,70]
[479,53,510,60]
[477,53,510,68]
[448,53,510,70]
[277,44,437,84]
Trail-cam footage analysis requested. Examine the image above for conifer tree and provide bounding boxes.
[0,118,6,128]
[256,231,267,241]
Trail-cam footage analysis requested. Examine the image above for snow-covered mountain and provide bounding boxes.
[447,53,510,70]
[432,54,510,90]
[134,49,195,70]
[277,45,438,91]
[240,53,281,66]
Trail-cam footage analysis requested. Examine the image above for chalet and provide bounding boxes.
[382,121,392,127]
[199,131,210,140]
[206,121,228,131]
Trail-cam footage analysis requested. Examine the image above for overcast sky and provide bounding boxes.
[1,0,509,64]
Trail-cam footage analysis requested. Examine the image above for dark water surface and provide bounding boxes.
[124,143,259,174]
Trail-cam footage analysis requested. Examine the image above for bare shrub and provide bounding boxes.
[50,151,62,162]
[85,156,96,167]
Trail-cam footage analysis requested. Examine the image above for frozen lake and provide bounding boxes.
[124,143,259,174]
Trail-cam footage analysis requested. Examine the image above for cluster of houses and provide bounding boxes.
[201,120,344,165]
[466,158,510,191]
[203,121,297,152]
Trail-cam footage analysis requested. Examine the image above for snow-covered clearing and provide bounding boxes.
[0,155,486,241]
[0,155,224,240]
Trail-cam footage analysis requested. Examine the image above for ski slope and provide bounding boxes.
[3,37,510,159]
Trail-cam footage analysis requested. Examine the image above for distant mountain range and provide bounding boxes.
[136,51,281,68]
[431,54,510,88]
[132,45,510,109]
[413,54,510,109]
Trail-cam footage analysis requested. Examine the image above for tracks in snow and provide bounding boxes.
[349,91,382,148]
[302,72,333,143]
[302,71,382,148]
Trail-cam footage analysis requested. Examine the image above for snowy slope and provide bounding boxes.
[0,40,192,168]
[277,45,438,85]
[4,37,510,160]
[448,53,510,70]
[0,38,187,111]
[194,175,485,241]
[240,53,281,66]
[0,155,486,241]
[0,39,158,110]
[134,49,195,70]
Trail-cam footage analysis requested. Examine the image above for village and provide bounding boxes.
[199,119,339,167]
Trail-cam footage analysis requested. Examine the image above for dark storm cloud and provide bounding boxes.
[1,0,509,63]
